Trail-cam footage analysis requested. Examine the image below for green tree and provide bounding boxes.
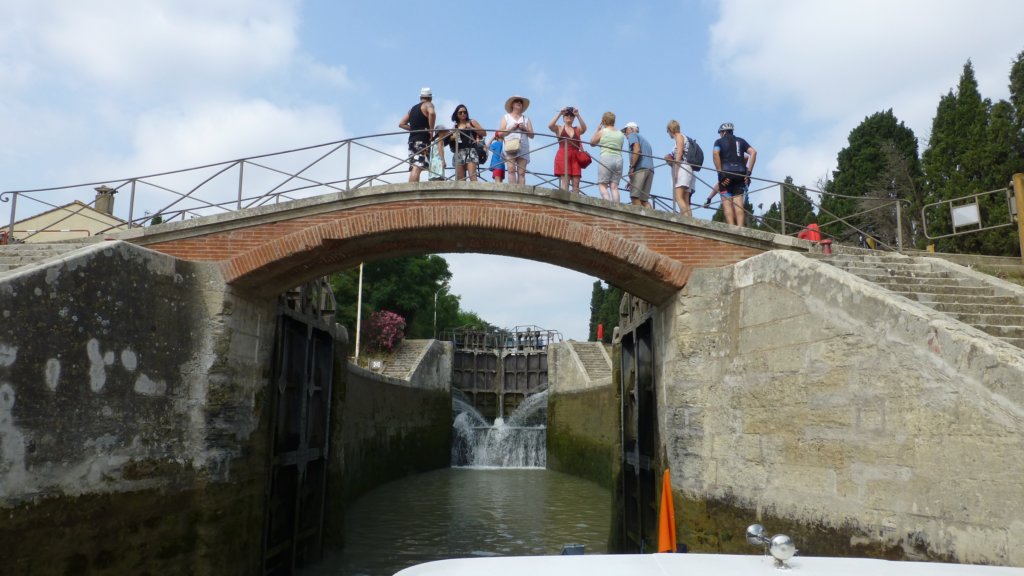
[587,281,605,341]
[1009,50,1024,142]
[922,60,1020,255]
[759,176,816,235]
[331,255,464,341]
[821,110,920,243]
[859,141,926,249]
[454,310,497,332]
[587,280,622,343]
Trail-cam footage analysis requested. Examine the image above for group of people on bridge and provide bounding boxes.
[399,88,758,227]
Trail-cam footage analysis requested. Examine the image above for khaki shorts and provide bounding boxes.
[629,168,653,201]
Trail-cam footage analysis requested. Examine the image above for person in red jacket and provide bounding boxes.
[797,222,822,242]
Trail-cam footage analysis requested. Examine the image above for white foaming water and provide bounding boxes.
[452,390,548,468]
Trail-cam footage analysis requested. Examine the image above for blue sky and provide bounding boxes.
[2,0,1023,340]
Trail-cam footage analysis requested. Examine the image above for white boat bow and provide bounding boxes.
[393,552,1024,576]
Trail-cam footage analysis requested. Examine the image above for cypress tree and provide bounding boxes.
[922,60,1019,254]
[588,280,605,341]
[821,110,920,243]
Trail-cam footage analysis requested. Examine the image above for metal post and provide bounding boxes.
[779,182,787,235]
[237,161,245,210]
[1014,173,1024,265]
[433,290,439,339]
[354,262,364,362]
[895,200,903,252]
[562,133,568,189]
[7,192,17,242]
[346,143,351,191]
[128,180,137,228]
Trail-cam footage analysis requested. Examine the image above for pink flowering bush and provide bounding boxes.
[366,310,406,352]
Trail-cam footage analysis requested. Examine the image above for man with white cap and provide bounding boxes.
[399,87,437,182]
[622,122,654,207]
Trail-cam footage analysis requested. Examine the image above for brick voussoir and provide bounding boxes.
[152,187,790,299]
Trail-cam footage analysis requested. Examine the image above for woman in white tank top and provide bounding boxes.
[498,95,534,185]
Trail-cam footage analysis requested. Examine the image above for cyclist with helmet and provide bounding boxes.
[712,122,757,227]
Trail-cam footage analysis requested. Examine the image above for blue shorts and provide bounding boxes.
[719,176,746,198]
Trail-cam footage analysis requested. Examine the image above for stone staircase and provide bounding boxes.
[570,341,612,381]
[0,240,99,277]
[813,253,1024,349]
[381,339,433,380]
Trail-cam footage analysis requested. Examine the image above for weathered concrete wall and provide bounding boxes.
[656,250,1024,566]
[324,356,452,545]
[0,240,277,575]
[406,339,453,391]
[547,342,619,490]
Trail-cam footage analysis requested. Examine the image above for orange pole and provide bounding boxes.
[1013,173,1024,266]
[658,469,677,553]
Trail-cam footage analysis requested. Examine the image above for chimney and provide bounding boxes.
[94,185,116,215]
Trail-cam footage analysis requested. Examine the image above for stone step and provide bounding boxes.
[972,323,1024,339]
[877,282,996,297]
[838,267,958,282]
[570,341,611,380]
[0,242,76,252]
[818,254,919,266]
[812,252,1024,350]
[931,302,1024,316]
[0,251,66,264]
[831,260,936,273]
[950,312,1024,327]
[1003,337,1024,349]
[0,241,98,277]
[381,339,432,379]
[901,292,1022,307]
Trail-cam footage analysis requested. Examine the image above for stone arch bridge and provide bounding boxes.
[2,178,1024,573]
[117,181,809,302]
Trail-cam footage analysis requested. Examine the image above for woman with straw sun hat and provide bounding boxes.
[498,95,534,185]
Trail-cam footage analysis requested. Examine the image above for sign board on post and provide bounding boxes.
[950,202,981,229]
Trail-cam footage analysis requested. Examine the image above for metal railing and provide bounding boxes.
[0,127,889,251]
[921,186,1016,240]
[440,324,563,352]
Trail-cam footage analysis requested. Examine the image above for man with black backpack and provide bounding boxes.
[711,122,757,227]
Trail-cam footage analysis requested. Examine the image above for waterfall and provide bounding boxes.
[451,390,547,468]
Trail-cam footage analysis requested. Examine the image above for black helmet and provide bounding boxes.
[719,122,735,132]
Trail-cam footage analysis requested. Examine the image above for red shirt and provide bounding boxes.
[797,223,821,242]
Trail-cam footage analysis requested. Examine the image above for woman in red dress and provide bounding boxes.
[547,106,587,194]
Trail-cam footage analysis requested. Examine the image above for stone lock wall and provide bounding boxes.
[546,342,619,491]
[0,241,278,575]
[655,251,1024,566]
[323,347,453,546]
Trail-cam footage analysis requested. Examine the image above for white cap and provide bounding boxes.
[624,121,639,130]
[420,87,432,98]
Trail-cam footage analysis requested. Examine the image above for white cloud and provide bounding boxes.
[446,254,595,342]
[711,0,1022,125]
[28,0,298,95]
[128,100,343,169]
[710,0,1024,196]
[63,99,350,217]
[301,57,351,89]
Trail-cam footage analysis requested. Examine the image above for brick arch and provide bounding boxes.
[223,204,692,304]
[132,184,794,303]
